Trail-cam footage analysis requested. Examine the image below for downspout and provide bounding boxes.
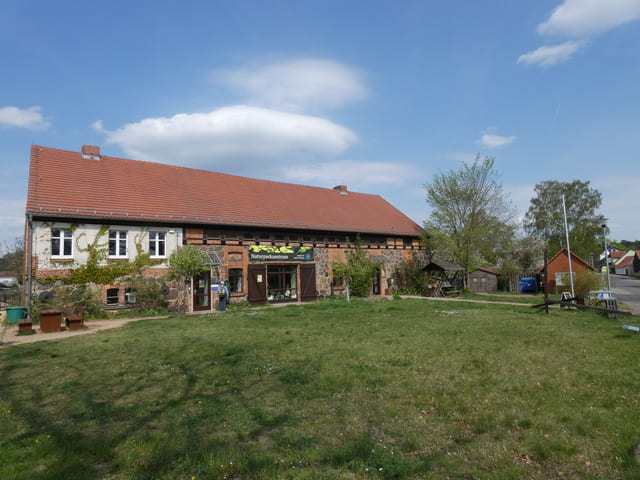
[26,213,34,318]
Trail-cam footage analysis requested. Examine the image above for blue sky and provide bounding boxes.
[2,0,640,253]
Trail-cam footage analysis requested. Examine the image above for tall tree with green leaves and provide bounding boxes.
[424,154,517,280]
[523,180,605,260]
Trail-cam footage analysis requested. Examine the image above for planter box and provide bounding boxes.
[65,314,85,330]
[18,318,34,334]
[40,309,63,332]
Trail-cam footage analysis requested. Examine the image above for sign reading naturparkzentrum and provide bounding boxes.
[248,245,314,262]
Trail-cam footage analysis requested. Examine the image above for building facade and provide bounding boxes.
[25,145,428,312]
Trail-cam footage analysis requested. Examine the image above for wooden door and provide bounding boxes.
[300,264,318,301]
[248,264,267,304]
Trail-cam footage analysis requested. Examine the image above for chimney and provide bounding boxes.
[81,145,101,159]
[333,185,348,194]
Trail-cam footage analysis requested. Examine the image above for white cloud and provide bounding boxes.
[538,0,640,37]
[518,40,585,67]
[212,58,368,112]
[479,133,517,148]
[281,160,419,188]
[0,106,49,130]
[520,0,640,67]
[97,105,358,169]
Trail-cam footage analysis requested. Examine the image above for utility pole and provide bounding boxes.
[602,223,612,292]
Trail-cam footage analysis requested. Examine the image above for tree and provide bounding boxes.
[0,237,24,280]
[523,180,605,261]
[424,154,517,280]
[167,245,208,280]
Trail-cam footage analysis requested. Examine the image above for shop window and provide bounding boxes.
[51,228,73,258]
[109,230,128,257]
[243,232,254,240]
[267,265,297,302]
[289,234,299,241]
[229,268,243,294]
[106,288,120,305]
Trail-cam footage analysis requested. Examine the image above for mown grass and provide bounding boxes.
[1,297,639,479]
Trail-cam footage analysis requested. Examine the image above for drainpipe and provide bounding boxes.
[26,213,33,318]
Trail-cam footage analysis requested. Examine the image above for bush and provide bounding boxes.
[574,270,603,296]
[128,277,168,311]
[393,260,428,295]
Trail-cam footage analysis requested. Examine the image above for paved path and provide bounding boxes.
[611,275,640,315]
[0,316,168,347]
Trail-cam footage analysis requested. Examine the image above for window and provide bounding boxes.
[149,232,166,257]
[267,265,297,302]
[229,268,243,294]
[109,230,128,258]
[106,288,120,305]
[51,229,73,258]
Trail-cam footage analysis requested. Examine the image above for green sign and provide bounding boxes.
[248,245,314,262]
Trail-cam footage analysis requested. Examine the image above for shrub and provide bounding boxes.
[574,270,603,296]
[128,277,167,311]
[393,260,428,295]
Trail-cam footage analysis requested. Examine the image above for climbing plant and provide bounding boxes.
[332,237,381,297]
[47,226,159,285]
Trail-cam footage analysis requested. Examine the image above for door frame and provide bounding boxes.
[193,270,211,311]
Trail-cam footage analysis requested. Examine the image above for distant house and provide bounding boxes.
[469,268,499,293]
[613,250,640,276]
[539,248,596,293]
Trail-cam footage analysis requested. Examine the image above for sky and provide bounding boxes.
[2,0,640,254]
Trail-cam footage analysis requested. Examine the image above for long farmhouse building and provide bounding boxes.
[25,145,428,312]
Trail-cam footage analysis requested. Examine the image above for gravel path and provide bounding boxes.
[0,316,169,347]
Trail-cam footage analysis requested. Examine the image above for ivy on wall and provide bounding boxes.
[43,225,160,285]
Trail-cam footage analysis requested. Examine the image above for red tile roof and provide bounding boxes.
[26,145,424,237]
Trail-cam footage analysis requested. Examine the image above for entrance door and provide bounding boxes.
[248,264,267,304]
[300,264,318,301]
[193,271,211,311]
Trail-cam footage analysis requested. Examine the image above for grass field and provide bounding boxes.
[1,297,639,479]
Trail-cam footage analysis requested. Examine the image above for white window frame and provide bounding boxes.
[149,232,167,258]
[51,228,73,259]
[108,230,128,258]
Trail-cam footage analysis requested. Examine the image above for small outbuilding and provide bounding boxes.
[422,261,465,296]
[469,268,499,293]
[539,247,596,293]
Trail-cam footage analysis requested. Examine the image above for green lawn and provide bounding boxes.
[1,298,639,479]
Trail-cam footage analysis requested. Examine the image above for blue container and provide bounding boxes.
[6,306,27,324]
[519,277,537,294]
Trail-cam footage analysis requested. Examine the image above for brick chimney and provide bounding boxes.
[81,145,101,159]
[333,185,348,194]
